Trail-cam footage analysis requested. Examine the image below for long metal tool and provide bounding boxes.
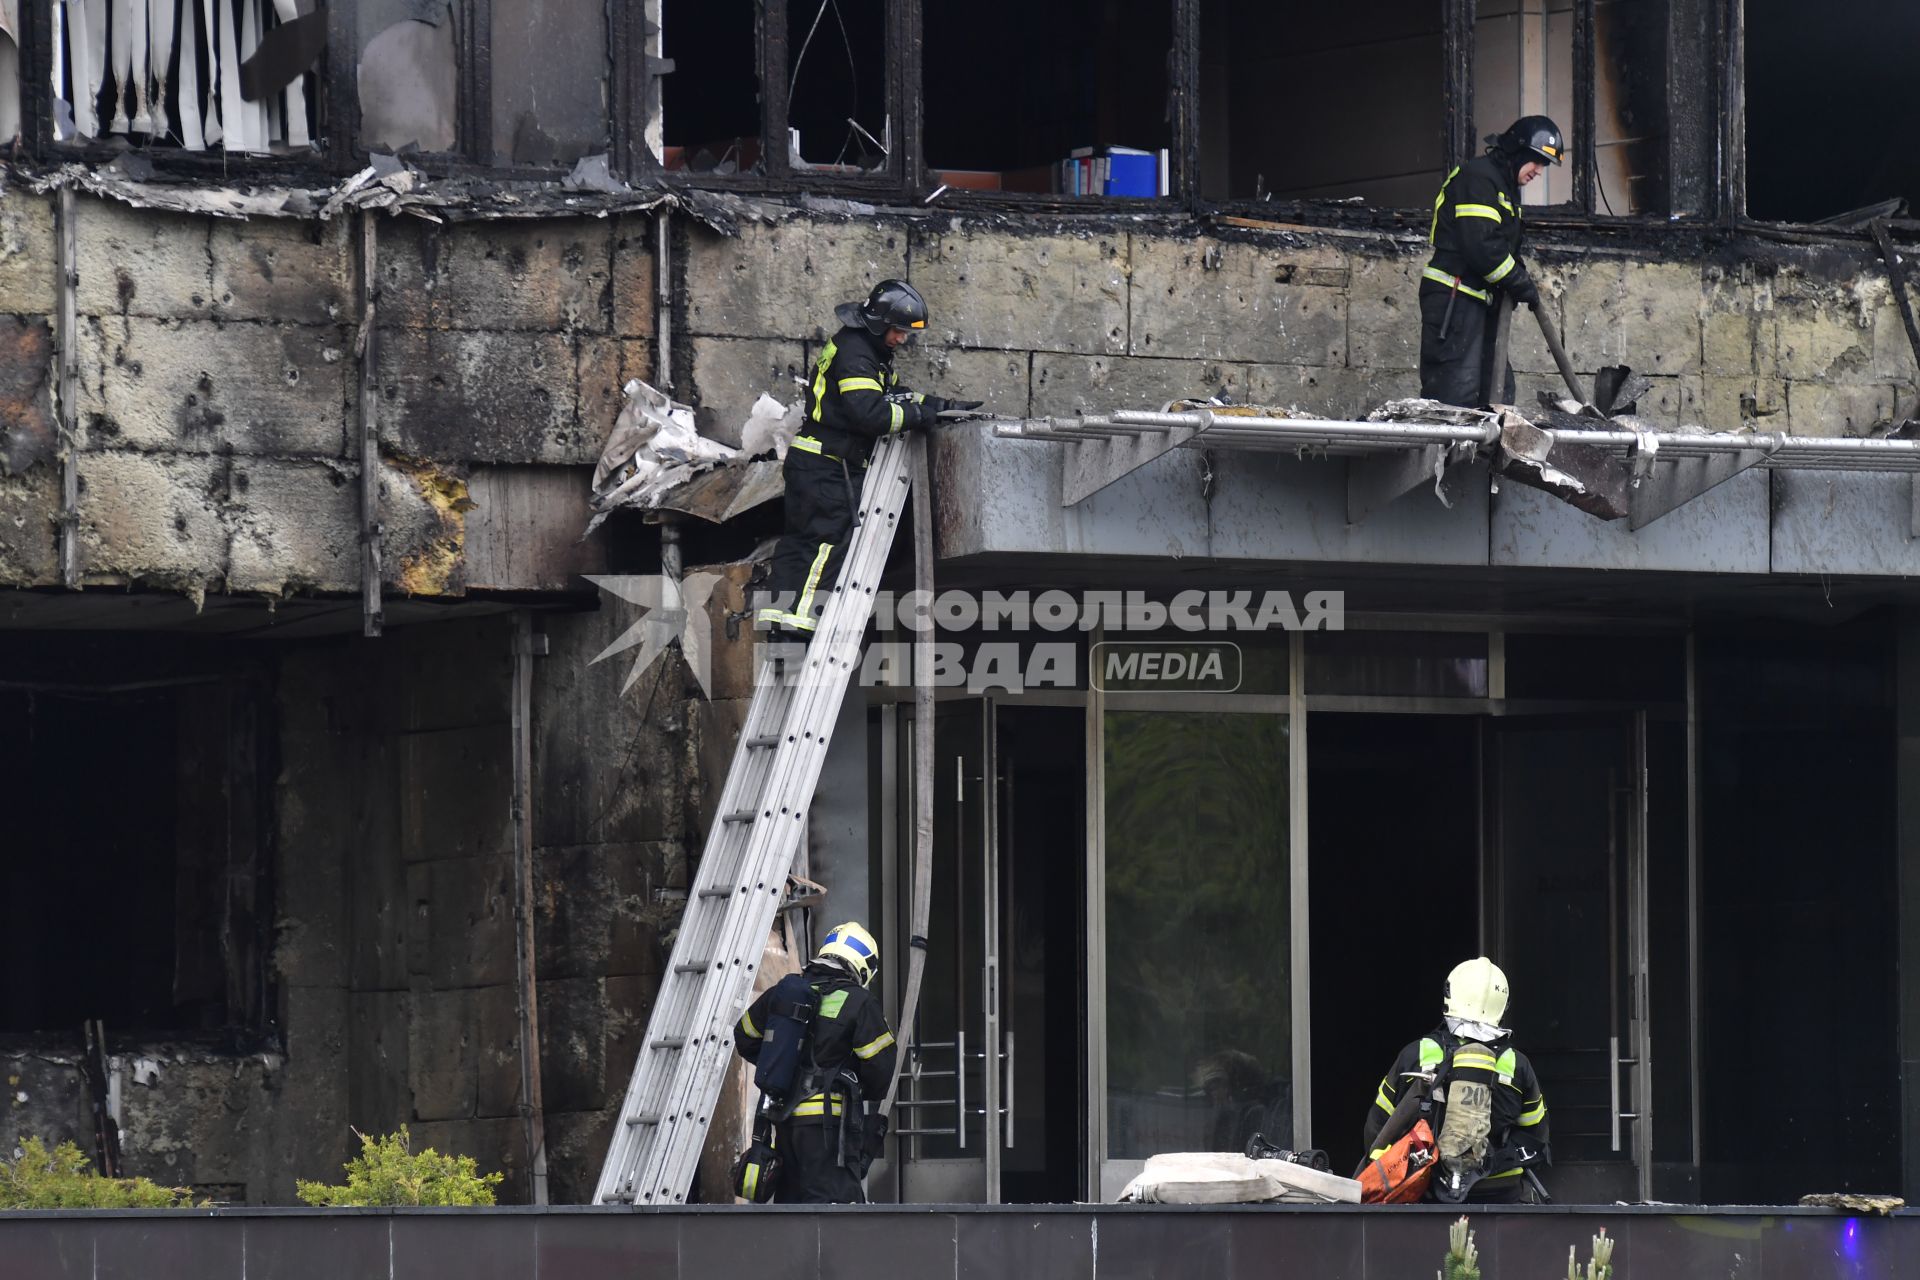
[1530,303,1590,407]
[596,434,915,1206]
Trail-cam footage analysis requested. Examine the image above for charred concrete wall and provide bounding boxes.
[4,193,1920,1204]
[0,194,642,597]
[684,215,1920,452]
[6,197,1920,595]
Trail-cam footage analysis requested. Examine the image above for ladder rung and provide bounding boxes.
[625,1114,661,1127]
[745,735,780,749]
[674,962,710,974]
[698,887,733,899]
[651,1038,686,1051]
[721,810,757,824]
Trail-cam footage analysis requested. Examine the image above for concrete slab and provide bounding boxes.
[910,223,1127,355]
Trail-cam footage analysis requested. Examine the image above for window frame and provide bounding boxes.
[0,0,1764,239]
[625,0,912,197]
[24,0,349,176]
[902,0,1195,214]
[1186,0,1741,233]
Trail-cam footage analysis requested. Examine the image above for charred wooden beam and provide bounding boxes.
[1443,0,1476,170]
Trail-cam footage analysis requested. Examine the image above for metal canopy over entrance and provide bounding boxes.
[994,405,1920,532]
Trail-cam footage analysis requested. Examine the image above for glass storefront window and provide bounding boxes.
[1103,710,1291,1159]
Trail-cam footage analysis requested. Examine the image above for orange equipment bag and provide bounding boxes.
[1358,1118,1438,1204]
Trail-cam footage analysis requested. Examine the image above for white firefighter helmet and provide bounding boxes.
[1443,957,1510,1027]
[817,921,879,986]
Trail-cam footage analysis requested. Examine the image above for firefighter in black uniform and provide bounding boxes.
[1420,116,1566,408]
[734,922,898,1203]
[755,281,979,640]
[1361,957,1550,1203]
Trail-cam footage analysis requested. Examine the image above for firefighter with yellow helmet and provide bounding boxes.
[733,921,897,1203]
[1361,956,1551,1203]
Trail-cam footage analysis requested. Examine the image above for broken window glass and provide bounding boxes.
[785,0,886,173]
[659,0,760,174]
[1473,0,1576,206]
[357,0,456,154]
[489,0,609,166]
[923,0,1171,198]
[50,0,321,152]
[1745,0,1920,222]
[1199,0,1443,206]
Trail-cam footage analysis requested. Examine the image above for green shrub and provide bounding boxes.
[296,1127,502,1207]
[0,1137,197,1209]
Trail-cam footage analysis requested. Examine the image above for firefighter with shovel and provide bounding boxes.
[1419,117,1565,409]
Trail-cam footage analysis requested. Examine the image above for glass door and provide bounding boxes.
[1096,707,1294,1199]
[895,700,995,1202]
[892,699,1087,1204]
[1483,714,1651,1203]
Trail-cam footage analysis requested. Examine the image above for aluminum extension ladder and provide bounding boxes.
[594,433,913,1205]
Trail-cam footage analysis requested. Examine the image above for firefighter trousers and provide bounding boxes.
[1419,289,1515,410]
[761,451,857,635]
[772,1121,866,1204]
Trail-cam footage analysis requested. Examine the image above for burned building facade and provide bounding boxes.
[1,0,1919,1213]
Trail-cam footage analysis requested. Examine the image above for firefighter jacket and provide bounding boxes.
[1422,154,1536,306]
[795,326,937,468]
[735,962,898,1125]
[1362,1024,1550,1188]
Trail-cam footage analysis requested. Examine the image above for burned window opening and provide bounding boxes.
[1745,0,1920,224]
[922,0,1171,198]
[658,0,759,174]
[356,0,456,155]
[785,0,885,173]
[1473,0,1576,208]
[0,642,272,1041]
[1589,0,1666,217]
[489,0,610,167]
[1200,0,1442,207]
[48,0,322,154]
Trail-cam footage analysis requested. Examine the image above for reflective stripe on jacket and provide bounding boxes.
[1362,1026,1550,1175]
[800,325,934,465]
[1423,154,1533,304]
[733,961,899,1125]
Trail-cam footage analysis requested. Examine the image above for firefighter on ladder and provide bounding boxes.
[1420,116,1566,409]
[755,281,980,641]
[1362,957,1551,1203]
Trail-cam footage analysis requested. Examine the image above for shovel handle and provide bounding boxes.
[1531,305,1588,406]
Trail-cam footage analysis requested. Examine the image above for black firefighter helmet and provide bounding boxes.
[835,278,929,337]
[1494,115,1565,167]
